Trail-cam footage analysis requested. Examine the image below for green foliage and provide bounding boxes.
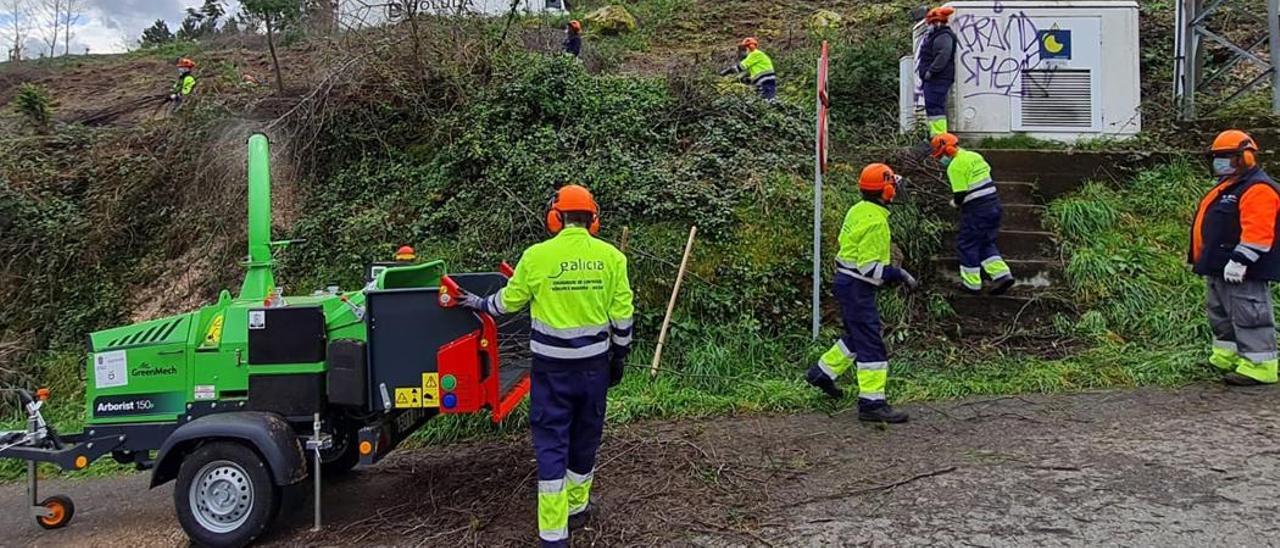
[1049,160,1210,345]
[140,19,175,47]
[13,83,53,130]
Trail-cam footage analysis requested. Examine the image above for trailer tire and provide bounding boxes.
[175,441,281,548]
[36,495,74,529]
[320,426,360,476]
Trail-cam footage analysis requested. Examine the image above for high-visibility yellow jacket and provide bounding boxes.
[833,200,905,286]
[946,148,999,207]
[481,226,634,363]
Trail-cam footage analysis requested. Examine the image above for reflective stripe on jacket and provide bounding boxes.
[483,226,634,364]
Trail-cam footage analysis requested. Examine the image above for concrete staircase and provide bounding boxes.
[922,149,1155,339]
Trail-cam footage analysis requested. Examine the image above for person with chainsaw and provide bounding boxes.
[918,6,957,136]
[1190,130,1280,386]
[720,37,777,101]
[564,20,583,58]
[460,184,634,546]
[168,57,197,110]
[932,133,1015,295]
[805,163,917,423]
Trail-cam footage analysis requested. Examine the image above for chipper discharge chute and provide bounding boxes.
[0,133,531,547]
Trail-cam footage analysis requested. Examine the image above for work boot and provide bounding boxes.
[960,284,982,296]
[858,402,910,423]
[1224,372,1274,386]
[989,276,1015,296]
[568,504,594,529]
[805,365,845,399]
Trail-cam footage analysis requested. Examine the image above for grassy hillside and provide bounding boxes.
[0,0,1265,479]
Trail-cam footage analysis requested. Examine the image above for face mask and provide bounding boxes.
[1213,157,1236,176]
[940,156,952,167]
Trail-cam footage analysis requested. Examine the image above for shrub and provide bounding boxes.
[14,83,53,130]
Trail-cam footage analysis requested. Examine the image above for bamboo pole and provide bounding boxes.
[650,225,697,378]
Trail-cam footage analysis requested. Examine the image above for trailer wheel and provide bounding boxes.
[36,495,74,529]
[175,442,281,547]
[320,426,360,476]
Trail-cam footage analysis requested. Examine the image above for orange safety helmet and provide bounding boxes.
[394,245,416,261]
[546,184,601,235]
[568,20,582,32]
[1211,129,1259,168]
[740,37,759,50]
[925,6,955,24]
[859,163,899,202]
[176,57,196,69]
[930,132,960,158]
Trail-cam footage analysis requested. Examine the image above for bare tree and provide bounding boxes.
[38,0,62,57]
[61,0,81,56]
[3,0,33,61]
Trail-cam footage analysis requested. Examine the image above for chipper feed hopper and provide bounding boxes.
[0,133,531,547]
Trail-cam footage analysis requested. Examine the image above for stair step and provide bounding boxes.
[930,257,1063,288]
[940,204,1045,231]
[996,181,1041,204]
[937,229,1058,260]
[944,292,1069,322]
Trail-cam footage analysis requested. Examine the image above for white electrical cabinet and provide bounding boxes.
[901,0,1141,141]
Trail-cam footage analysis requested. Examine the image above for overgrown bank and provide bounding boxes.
[0,3,1244,480]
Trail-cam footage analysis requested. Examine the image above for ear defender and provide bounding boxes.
[882,175,897,203]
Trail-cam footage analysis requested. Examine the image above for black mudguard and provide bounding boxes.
[150,411,306,488]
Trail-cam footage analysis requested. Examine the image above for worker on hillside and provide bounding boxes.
[932,133,1015,295]
[460,184,634,546]
[394,245,416,262]
[805,163,918,423]
[918,7,957,136]
[168,57,197,110]
[1190,130,1280,386]
[720,37,777,102]
[564,20,583,58]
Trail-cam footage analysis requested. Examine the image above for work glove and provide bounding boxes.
[459,292,486,310]
[167,93,178,101]
[719,66,737,76]
[900,269,920,290]
[608,351,627,388]
[1224,260,1248,284]
[924,71,935,81]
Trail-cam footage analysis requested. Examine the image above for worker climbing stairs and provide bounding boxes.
[930,150,1119,340]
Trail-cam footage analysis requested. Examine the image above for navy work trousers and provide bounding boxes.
[833,276,887,365]
[922,78,951,117]
[957,200,1004,271]
[530,358,610,487]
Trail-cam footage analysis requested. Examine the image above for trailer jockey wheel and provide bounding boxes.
[36,495,74,529]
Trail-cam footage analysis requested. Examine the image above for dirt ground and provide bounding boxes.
[3,384,1278,547]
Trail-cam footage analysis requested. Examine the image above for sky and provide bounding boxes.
[2,0,206,57]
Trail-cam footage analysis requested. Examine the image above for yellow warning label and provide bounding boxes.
[394,387,422,408]
[422,373,440,408]
[201,314,225,348]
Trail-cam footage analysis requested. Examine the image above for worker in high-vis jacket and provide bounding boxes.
[1190,130,1280,386]
[720,37,777,101]
[918,7,957,136]
[168,57,197,110]
[805,163,918,423]
[461,184,634,546]
[932,133,1015,295]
